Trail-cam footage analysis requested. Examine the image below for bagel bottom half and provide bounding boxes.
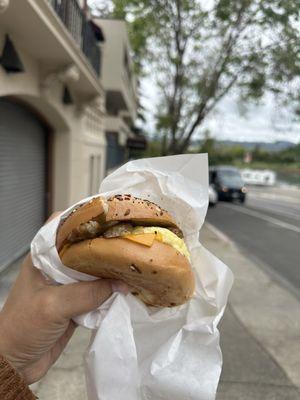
[60,238,195,307]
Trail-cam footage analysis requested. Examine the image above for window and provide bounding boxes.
[123,47,132,81]
[123,47,129,68]
[89,155,102,195]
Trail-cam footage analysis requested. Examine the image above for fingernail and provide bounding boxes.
[112,281,129,294]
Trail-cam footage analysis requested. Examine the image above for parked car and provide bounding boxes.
[209,166,247,203]
[209,184,218,206]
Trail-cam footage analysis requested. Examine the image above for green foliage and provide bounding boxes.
[198,139,300,166]
[199,138,216,156]
[276,142,300,164]
[142,136,163,158]
[144,133,300,173]
[248,143,300,164]
[199,138,247,165]
[102,0,300,154]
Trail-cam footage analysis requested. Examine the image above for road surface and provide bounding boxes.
[207,185,300,294]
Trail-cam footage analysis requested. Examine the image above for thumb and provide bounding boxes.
[53,279,127,319]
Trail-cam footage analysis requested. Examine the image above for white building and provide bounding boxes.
[0,1,141,271]
[94,18,143,172]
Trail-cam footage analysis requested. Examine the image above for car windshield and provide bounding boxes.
[219,170,244,186]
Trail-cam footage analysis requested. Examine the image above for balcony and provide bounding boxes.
[0,0,103,99]
[104,115,132,138]
[48,0,101,76]
[94,19,138,122]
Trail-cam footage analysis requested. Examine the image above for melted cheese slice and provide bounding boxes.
[124,233,156,247]
[123,227,190,260]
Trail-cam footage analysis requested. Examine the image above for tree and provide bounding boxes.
[92,0,300,155]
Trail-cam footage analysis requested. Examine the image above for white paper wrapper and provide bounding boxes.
[31,154,233,400]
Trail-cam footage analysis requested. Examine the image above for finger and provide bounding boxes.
[45,211,63,224]
[53,279,126,318]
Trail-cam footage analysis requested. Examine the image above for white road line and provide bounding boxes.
[248,192,300,204]
[221,203,300,234]
[246,200,300,221]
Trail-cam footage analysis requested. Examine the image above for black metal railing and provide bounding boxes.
[82,15,101,76]
[48,0,101,76]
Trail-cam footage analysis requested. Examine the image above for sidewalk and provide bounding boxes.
[1,224,300,399]
[201,224,300,399]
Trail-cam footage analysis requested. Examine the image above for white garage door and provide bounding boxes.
[0,99,47,272]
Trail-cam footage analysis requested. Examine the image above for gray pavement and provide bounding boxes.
[201,224,300,399]
[218,308,299,399]
[207,185,300,293]
[247,188,300,222]
[0,222,299,399]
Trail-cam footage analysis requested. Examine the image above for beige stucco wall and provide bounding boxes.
[95,19,137,121]
[0,30,106,212]
[69,105,107,203]
[99,20,124,91]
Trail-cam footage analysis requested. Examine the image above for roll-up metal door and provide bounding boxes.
[0,99,47,272]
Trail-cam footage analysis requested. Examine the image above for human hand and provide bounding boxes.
[0,215,128,384]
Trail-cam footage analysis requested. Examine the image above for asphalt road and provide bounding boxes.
[207,185,300,294]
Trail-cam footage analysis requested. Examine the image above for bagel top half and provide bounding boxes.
[56,194,195,307]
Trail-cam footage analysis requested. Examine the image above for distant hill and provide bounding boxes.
[190,139,295,152]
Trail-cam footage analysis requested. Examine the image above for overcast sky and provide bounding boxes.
[141,75,300,144]
[89,0,300,144]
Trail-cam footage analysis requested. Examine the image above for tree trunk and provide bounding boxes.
[161,131,168,156]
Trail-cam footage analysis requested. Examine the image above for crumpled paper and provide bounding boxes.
[31,154,233,400]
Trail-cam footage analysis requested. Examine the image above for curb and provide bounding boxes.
[205,222,234,246]
[202,222,300,389]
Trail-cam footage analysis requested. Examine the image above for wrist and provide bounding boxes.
[0,346,27,382]
[0,355,36,399]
